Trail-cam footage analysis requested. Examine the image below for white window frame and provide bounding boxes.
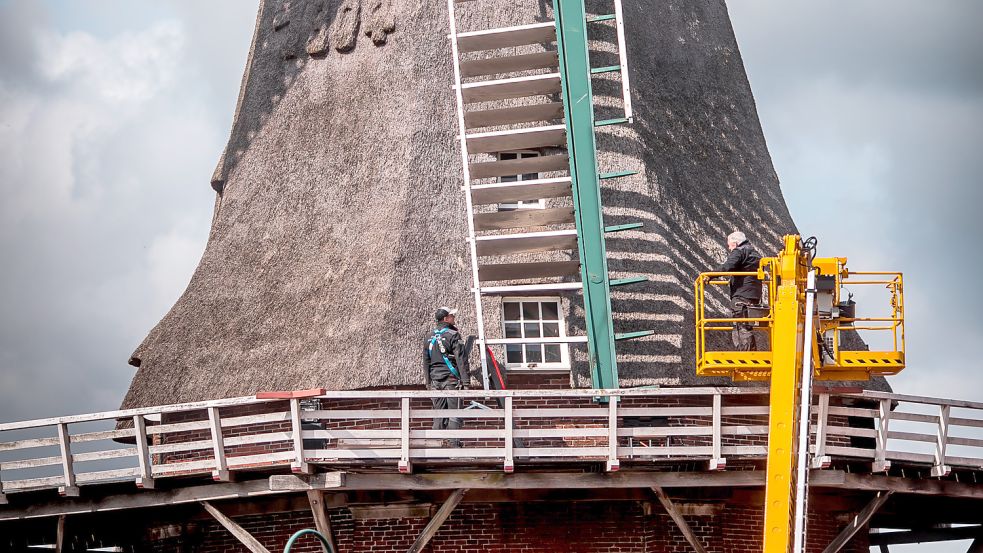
[497,150,545,211]
[501,297,570,371]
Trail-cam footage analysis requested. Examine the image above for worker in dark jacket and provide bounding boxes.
[425,306,469,446]
[717,231,763,351]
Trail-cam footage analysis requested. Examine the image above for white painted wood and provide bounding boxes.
[447,0,492,392]
[470,176,571,205]
[469,152,569,180]
[464,124,566,154]
[812,394,832,469]
[932,404,951,477]
[133,415,155,489]
[504,396,514,472]
[220,411,291,428]
[473,206,575,232]
[0,436,61,452]
[479,282,582,295]
[845,390,983,411]
[827,406,878,419]
[460,51,558,78]
[460,73,562,104]
[618,427,711,438]
[484,336,588,345]
[464,102,564,130]
[607,397,620,471]
[710,394,724,470]
[478,260,581,282]
[70,428,136,444]
[399,398,412,474]
[1,455,63,471]
[456,22,556,53]
[75,468,142,484]
[873,399,892,472]
[3,475,65,491]
[201,501,272,553]
[207,407,229,482]
[147,420,211,435]
[474,229,577,256]
[290,399,310,474]
[611,0,634,121]
[56,423,78,497]
[72,447,137,463]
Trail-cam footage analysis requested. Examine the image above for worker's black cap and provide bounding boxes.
[435,306,458,321]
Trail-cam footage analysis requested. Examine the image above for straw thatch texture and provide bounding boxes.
[121,0,886,409]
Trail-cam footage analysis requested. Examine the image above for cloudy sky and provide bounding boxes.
[0,1,981,545]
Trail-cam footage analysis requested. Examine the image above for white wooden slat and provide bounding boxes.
[619,407,713,417]
[812,393,831,468]
[304,429,402,439]
[470,176,571,206]
[618,427,712,438]
[944,455,983,468]
[479,282,582,295]
[885,450,936,464]
[950,416,983,429]
[72,448,137,463]
[620,446,713,456]
[512,408,608,418]
[720,406,769,416]
[411,409,505,419]
[460,51,558,78]
[721,446,769,456]
[3,475,66,491]
[147,420,211,435]
[220,411,291,428]
[69,428,136,444]
[891,411,939,424]
[469,153,569,180]
[827,406,878,419]
[711,394,723,469]
[149,438,214,455]
[473,206,575,232]
[475,229,578,257]
[478,261,581,282]
[485,336,588,345]
[825,445,876,459]
[464,102,564,130]
[611,0,634,120]
[887,430,937,444]
[460,73,562,104]
[456,22,556,53]
[518,428,606,438]
[0,455,63,471]
[847,390,983,410]
[721,425,770,436]
[465,125,566,154]
[305,410,402,419]
[947,436,983,448]
[607,397,619,471]
[0,436,61,452]
[74,468,142,484]
[824,425,877,439]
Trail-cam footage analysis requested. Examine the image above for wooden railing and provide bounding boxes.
[1,388,982,501]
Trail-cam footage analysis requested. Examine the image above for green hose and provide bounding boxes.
[283,528,335,553]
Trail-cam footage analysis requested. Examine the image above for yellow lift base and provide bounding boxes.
[694,235,906,553]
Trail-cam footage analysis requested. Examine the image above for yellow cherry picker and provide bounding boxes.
[695,235,906,553]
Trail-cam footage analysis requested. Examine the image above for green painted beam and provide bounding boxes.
[615,330,656,341]
[610,276,648,287]
[591,65,621,74]
[599,170,637,180]
[595,117,630,127]
[604,222,643,233]
[587,14,616,22]
[553,0,619,391]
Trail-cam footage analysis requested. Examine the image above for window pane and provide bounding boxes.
[506,345,523,364]
[500,174,518,183]
[541,302,559,320]
[545,345,562,362]
[525,345,542,363]
[500,152,517,160]
[542,323,559,337]
[521,173,538,180]
[523,323,541,338]
[505,322,521,338]
[521,302,540,320]
[503,303,520,321]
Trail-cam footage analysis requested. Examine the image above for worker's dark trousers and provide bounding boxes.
[730,299,758,352]
[431,376,462,446]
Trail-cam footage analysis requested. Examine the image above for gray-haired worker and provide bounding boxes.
[717,231,763,351]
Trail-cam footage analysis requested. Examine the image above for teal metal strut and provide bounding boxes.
[553,0,619,390]
[283,529,335,553]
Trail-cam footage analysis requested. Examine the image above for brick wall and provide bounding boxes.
[149,500,868,553]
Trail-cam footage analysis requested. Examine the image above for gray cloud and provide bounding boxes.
[0,0,256,422]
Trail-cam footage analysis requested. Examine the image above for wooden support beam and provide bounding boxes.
[822,491,893,553]
[132,415,155,489]
[651,487,708,553]
[55,515,66,553]
[307,490,338,553]
[869,525,983,546]
[56,423,79,497]
[207,407,230,482]
[201,500,272,553]
[290,399,311,475]
[407,489,467,553]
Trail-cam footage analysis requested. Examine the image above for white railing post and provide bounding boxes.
[0,455,6,504]
[57,423,79,497]
[811,394,831,469]
[873,399,892,473]
[399,397,412,474]
[932,404,951,477]
[504,396,515,473]
[606,395,620,472]
[207,407,230,482]
[710,393,725,470]
[290,398,311,475]
[133,415,155,489]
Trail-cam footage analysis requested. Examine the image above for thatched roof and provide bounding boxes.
[121,0,887,409]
